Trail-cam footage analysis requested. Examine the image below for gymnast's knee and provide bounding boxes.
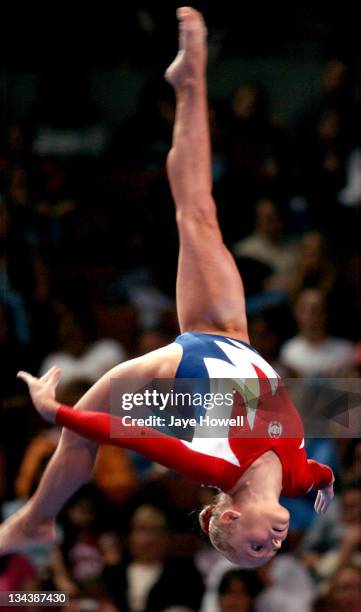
[176,201,219,228]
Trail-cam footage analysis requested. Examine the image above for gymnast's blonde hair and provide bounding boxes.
[199,492,264,569]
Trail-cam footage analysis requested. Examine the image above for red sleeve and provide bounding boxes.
[56,404,238,489]
[306,459,334,490]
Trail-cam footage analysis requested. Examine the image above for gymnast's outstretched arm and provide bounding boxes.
[55,403,334,495]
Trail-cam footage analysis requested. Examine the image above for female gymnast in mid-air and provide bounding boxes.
[1,7,334,568]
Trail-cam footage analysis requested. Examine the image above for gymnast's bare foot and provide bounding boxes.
[0,506,56,556]
[165,6,207,89]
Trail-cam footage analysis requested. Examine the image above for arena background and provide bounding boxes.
[1,2,361,610]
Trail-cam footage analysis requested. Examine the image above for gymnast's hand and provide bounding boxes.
[314,480,335,515]
[17,366,61,424]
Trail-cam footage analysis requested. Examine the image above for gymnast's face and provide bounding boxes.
[221,501,290,566]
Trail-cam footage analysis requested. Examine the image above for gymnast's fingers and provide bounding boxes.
[40,366,59,383]
[314,491,322,513]
[17,371,36,386]
[48,368,61,386]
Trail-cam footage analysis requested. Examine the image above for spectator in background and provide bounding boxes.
[0,301,37,500]
[294,107,349,230]
[248,313,288,377]
[286,231,356,336]
[337,146,361,268]
[57,484,115,597]
[31,71,108,158]
[254,553,315,612]
[6,164,31,208]
[39,302,126,387]
[108,77,174,172]
[300,481,361,582]
[293,59,361,229]
[232,198,296,293]
[295,59,361,155]
[201,552,314,612]
[338,146,361,208]
[102,504,204,612]
[225,83,289,202]
[133,325,178,358]
[217,568,264,612]
[0,201,45,344]
[288,232,336,301]
[2,162,37,251]
[320,563,361,612]
[280,288,354,376]
[0,121,33,165]
[341,439,361,482]
[0,302,32,407]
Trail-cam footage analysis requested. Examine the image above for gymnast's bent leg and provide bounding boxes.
[0,349,180,552]
[0,379,102,550]
[166,7,248,341]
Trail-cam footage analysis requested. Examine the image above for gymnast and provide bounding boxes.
[1,7,334,568]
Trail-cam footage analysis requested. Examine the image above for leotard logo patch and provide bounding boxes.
[268,421,283,438]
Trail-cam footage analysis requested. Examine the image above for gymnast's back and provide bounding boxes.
[171,331,304,440]
[134,330,298,434]
[174,331,277,380]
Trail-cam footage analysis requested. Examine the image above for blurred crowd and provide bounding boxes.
[0,52,361,612]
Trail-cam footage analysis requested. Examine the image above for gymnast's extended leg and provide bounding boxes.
[166,7,248,341]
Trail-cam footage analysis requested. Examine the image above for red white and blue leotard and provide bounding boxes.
[56,332,333,496]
